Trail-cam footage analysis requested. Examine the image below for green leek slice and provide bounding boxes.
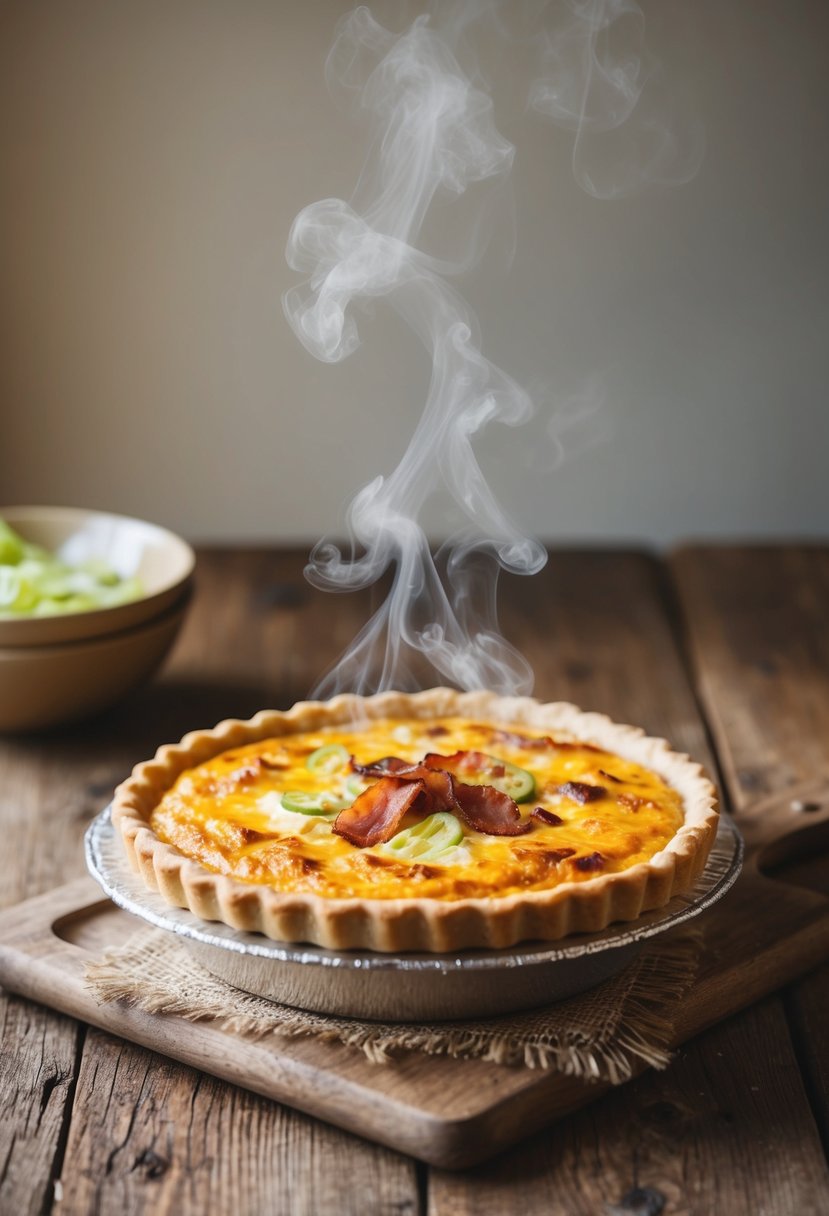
[280,790,347,816]
[306,744,350,775]
[382,812,464,862]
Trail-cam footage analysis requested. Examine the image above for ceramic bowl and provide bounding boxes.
[0,591,190,733]
[0,506,195,647]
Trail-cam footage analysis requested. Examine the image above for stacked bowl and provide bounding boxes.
[0,507,194,732]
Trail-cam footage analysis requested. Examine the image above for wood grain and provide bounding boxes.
[58,1029,418,1216]
[787,968,829,1155]
[430,997,829,1216]
[0,997,80,1216]
[673,544,829,1183]
[0,723,113,1216]
[671,546,829,805]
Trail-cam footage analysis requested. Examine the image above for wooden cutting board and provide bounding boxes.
[0,781,827,1169]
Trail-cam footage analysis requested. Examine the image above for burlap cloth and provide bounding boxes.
[85,928,701,1085]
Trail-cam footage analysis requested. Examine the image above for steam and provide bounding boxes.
[284,1,701,699]
[529,0,704,198]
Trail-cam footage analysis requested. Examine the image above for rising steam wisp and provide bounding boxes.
[285,7,547,697]
[284,2,702,699]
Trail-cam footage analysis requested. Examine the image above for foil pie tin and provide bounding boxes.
[86,809,742,1021]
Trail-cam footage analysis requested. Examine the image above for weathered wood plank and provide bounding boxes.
[670,546,829,805]
[672,544,829,1165]
[0,997,80,1216]
[57,1029,418,1216]
[0,702,121,1215]
[162,547,377,715]
[787,968,829,1154]
[430,997,828,1216]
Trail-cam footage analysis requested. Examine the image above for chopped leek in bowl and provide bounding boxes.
[0,506,194,648]
[0,519,144,617]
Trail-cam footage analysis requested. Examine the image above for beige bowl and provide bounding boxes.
[0,506,195,647]
[0,592,190,733]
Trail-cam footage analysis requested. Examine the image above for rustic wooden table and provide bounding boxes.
[1,546,827,1215]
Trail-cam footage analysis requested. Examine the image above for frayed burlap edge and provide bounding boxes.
[85,930,700,1083]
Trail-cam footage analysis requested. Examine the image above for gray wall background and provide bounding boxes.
[1,0,827,545]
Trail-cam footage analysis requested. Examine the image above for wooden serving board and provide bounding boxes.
[0,782,827,1170]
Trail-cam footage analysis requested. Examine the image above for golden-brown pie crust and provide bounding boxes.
[111,689,719,952]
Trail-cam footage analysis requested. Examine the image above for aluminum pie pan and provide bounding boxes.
[86,808,742,1021]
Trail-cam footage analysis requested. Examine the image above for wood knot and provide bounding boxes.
[564,660,593,682]
[132,1148,170,1180]
[254,582,306,611]
[641,1099,685,1126]
[737,768,771,794]
[606,1185,666,1216]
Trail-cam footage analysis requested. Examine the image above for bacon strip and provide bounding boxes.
[395,765,458,814]
[532,807,563,826]
[333,777,424,847]
[338,751,531,845]
[424,749,505,778]
[574,851,605,872]
[546,847,576,863]
[453,782,531,836]
[491,729,555,750]
[558,781,607,804]
[493,729,602,754]
[351,755,409,776]
[598,768,623,784]
[422,752,529,835]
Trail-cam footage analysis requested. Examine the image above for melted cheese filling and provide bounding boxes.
[151,717,685,901]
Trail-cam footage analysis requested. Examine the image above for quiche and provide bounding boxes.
[112,689,718,952]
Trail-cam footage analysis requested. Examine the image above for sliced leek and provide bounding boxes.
[382,812,464,862]
[0,519,144,617]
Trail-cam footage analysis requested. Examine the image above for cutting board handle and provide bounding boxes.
[734,778,829,875]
